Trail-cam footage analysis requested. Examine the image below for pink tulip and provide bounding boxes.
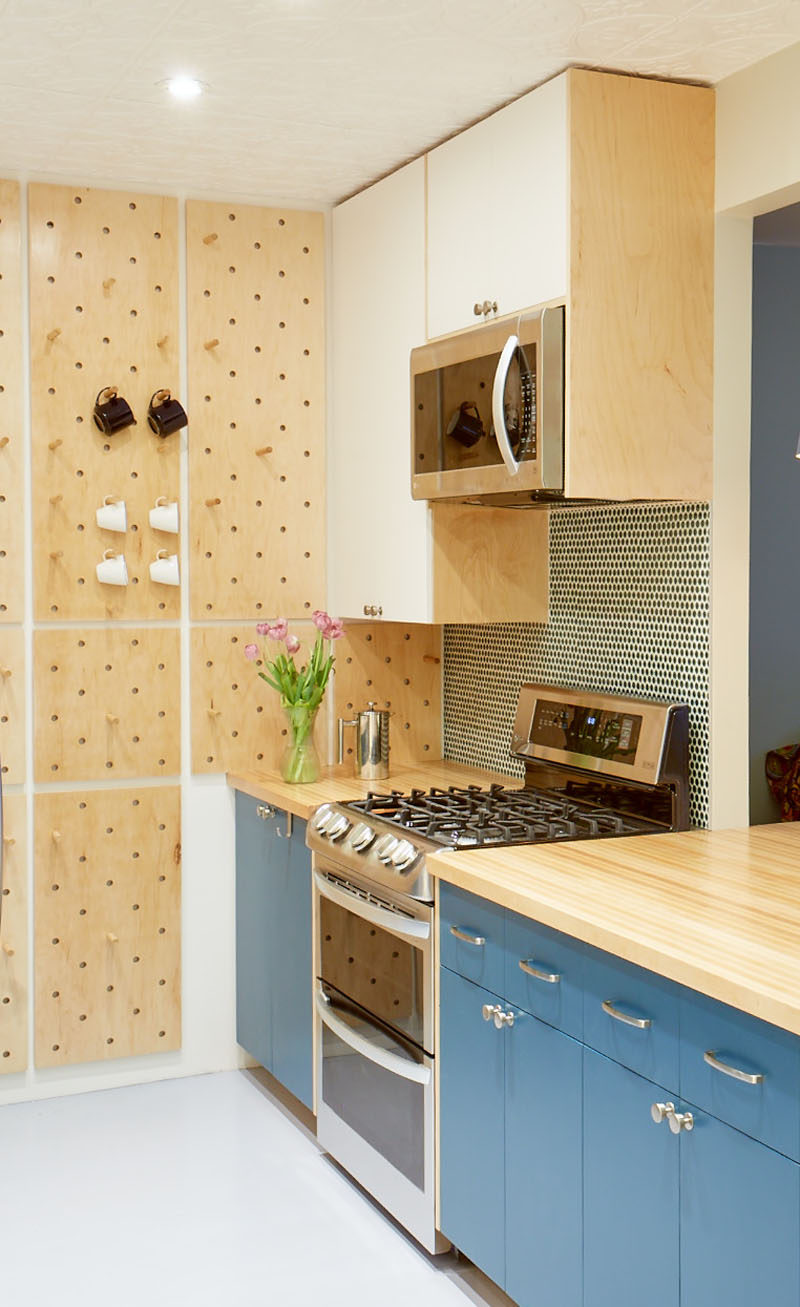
[311,609,331,633]
[285,634,301,654]
[255,621,271,636]
[327,617,345,641]
[267,617,288,641]
[244,643,259,661]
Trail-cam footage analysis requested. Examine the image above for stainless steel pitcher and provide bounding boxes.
[338,702,391,780]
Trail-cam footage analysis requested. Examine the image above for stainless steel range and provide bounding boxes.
[307,684,690,1253]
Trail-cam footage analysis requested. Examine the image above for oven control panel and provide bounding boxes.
[530,697,643,766]
[309,803,430,899]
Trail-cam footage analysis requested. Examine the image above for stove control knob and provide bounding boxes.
[327,813,351,842]
[391,840,418,871]
[374,834,399,864]
[350,822,375,853]
[312,804,334,835]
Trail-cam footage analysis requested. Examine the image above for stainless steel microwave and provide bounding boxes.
[410,303,564,506]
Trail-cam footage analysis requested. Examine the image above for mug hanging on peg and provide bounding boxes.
[147,389,188,438]
[93,387,135,435]
[96,496,127,532]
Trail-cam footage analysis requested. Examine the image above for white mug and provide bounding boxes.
[150,549,180,587]
[96,549,128,586]
[149,496,179,534]
[96,496,127,533]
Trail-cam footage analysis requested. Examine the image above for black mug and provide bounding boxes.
[446,400,484,448]
[93,387,135,435]
[147,389,188,438]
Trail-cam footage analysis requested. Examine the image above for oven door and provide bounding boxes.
[314,864,433,1054]
[315,980,440,1253]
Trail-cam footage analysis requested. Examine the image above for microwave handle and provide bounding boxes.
[492,333,521,476]
[316,984,431,1085]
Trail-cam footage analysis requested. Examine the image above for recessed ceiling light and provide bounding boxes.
[164,75,205,102]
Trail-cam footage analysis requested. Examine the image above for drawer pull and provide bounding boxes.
[519,959,561,984]
[703,1049,764,1085]
[602,999,652,1030]
[450,925,486,947]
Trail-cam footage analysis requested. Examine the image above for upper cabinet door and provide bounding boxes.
[329,158,433,624]
[426,76,568,340]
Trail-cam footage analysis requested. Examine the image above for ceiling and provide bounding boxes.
[3,0,800,206]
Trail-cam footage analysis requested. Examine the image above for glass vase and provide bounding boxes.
[280,703,321,784]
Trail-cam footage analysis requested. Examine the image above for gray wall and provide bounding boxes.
[749,243,800,823]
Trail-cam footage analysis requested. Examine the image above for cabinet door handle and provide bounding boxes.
[256,804,274,821]
[482,1003,502,1022]
[519,958,561,984]
[275,812,293,839]
[602,999,652,1029]
[668,1110,694,1134]
[703,1049,764,1085]
[450,925,485,947]
[650,1101,676,1125]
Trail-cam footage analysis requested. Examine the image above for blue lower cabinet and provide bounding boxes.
[270,817,313,1110]
[583,1048,679,1307]
[680,1108,800,1307]
[235,796,312,1110]
[439,966,506,1288]
[505,1014,582,1307]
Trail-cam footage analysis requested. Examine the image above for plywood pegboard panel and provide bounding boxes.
[186,200,325,620]
[334,623,443,771]
[191,622,325,775]
[34,627,180,782]
[0,793,28,1073]
[29,184,181,621]
[0,627,26,783]
[34,786,180,1068]
[0,180,23,623]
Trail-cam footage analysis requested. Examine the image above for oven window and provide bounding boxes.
[320,989,425,1191]
[319,895,425,1049]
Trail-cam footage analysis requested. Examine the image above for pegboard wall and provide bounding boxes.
[29,184,181,621]
[0,627,26,783]
[0,181,23,623]
[191,621,443,775]
[34,787,181,1069]
[443,502,711,827]
[0,794,28,1073]
[34,627,180,783]
[186,200,325,620]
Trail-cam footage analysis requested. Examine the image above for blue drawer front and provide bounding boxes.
[680,992,800,1161]
[583,948,680,1093]
[439,883,505,997]
[504,911,584,1040]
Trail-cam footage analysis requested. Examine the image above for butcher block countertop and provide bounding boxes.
[227,760,517,823]
[432,823,800,1036]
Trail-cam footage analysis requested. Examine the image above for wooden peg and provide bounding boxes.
[49,493,63,506]
[102,277,116,291]
[2,834,15,846]
[46,327,61,343]
[423,654,441,665]
[105,713,119,725]
[0,666,11,679]
[49,550,63,561]
[1,941,15,957]
[106,932,119,944]
[255,445,273,457]
[205,497,221,507]
[157,335,169,349]
[204,338,220,351]
[207,707,222,719]
[48,438,63,451]
[0,436,9,449]
[51,830,62,844]
[202,232,218,245]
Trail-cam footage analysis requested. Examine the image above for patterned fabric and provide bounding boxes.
[765,744,800,821]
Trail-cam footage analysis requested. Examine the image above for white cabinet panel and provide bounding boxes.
[426,75,568,340]
[329,158,433,623]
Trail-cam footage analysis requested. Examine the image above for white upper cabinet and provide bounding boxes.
[329,158,433,624]
[426,75,568,340]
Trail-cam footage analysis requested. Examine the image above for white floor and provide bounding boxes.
[0,1069,510,1307]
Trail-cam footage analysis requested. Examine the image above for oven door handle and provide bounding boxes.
[316,986,431,1086]
[313,869,431,941]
